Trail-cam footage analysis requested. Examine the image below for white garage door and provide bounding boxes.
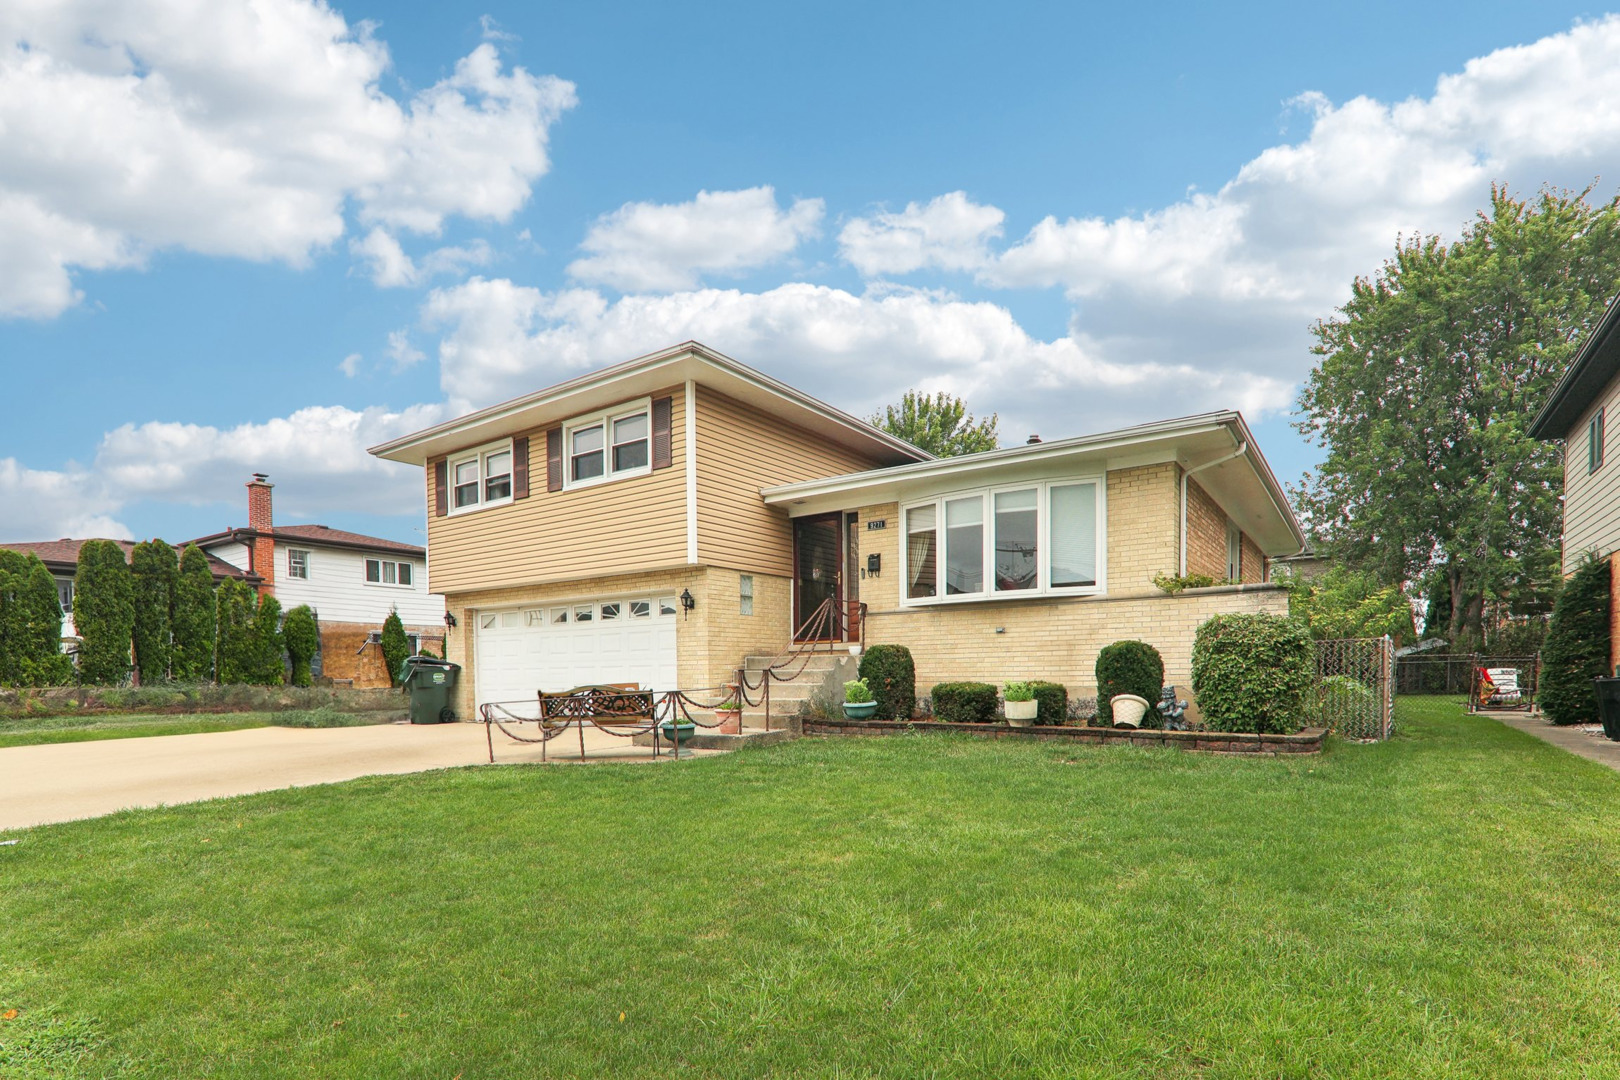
[474,594,680,709]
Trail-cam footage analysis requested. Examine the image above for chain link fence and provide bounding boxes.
[1316,636,1395,740]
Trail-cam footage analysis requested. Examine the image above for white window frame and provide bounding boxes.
[364,558,417,588]
[562,397,653,492]
[287,548,310,580]
[446,438,516,516]
[898,475,1106,607]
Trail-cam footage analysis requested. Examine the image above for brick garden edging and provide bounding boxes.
[802,718,1325,755]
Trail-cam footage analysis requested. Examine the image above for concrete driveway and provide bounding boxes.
[0,721,717,831]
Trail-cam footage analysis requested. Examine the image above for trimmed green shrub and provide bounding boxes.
[214,579,260,685]
[858,644,916,720]
[252,594,285,686]
[931,681,998,723]
[131,539,178,685]
[1029,680,1068,725]
[1191,613,1315,734]
[74,540,136,685]
[1540,553,1612,725]
[0,551,72,686]
[1095,640,1164,725]
[170,545,217,682]
[381,609,410,687]
[283,605,320,688]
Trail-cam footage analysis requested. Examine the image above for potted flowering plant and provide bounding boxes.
[1003,681,1038,726]
[714,688,743,735]
[843,678,878,719]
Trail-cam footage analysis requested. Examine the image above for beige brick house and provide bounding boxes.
[369,342,1305,719]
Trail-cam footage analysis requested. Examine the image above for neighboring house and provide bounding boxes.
[1529,294,1620,674]
[0,539,255,643]
[183,476,446,688]
[1273,546,1330,581]
[370,342,1305,719]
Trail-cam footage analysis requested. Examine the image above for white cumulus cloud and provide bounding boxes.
[838,192,1005,276]
[0,0,575,318]
[567,187,824,292]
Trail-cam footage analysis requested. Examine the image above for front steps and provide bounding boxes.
[737,649,856,731]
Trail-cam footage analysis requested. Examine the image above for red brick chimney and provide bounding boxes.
[247,473,275,596]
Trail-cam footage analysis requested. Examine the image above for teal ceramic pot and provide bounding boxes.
[659,721,696,745]
[842,701,879,719]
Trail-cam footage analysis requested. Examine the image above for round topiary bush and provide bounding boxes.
[930,681,998,723]
[1191,613,1315,734]
[859,644,916,720]
[1094,640,1164,725]
[1028,680,1068,725]
[1540,553,1612,726]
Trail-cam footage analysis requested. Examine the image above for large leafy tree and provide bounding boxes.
[131,539,178,684]
[1274,566,1415,643]
[870,391,999,457]
[170,545,217,682]
[1295,186,1620,640]
[74,540,136,684]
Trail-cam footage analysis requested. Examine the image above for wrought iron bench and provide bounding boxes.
[481,684,663,762]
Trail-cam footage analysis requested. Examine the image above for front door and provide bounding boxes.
[794,513,842,641]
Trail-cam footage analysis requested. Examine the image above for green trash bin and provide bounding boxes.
[399,656,461,725]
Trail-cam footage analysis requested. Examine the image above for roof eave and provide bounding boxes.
[1530,289,1620,439]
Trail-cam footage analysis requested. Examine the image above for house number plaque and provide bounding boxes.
[865,519,887,531]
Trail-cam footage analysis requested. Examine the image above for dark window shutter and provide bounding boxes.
[512,435,530,499]
[651,396,673,470]
[433,460,448,517]
[546,426,563,492]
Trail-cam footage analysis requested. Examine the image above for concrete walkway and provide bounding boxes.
[1482,709,1620,772]
[0,721,719,832]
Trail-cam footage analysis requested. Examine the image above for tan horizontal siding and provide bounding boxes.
[694,386,889,576]
[426,384,688,594]
[1564,374,1620,572]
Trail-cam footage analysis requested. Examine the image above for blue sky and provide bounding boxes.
[1,1,1614,545]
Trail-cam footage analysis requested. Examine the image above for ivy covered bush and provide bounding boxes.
[1540,554,1612,725]
[1029,680,1068,725]
[930,681,998,723]
[1095,640,1164,725]
[1191,613,1315,734]
[75,540,136,685]
[858,644,916,719]
[0,550,73,687]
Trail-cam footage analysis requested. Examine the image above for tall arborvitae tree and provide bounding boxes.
[380,609,410,687]
[283,605,319,688]
[0,551,72,686]
[1296,186,1620,638]
[252,593,285,686]
[1540,554,1612,725]
[214,578,260,685]
[130,539,178,685]
[170,545,217,682]
[74,540,136,685]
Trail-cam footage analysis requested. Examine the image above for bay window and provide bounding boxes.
[901,478,1102,603]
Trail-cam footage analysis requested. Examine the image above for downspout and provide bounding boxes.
[1179,441,1248,576]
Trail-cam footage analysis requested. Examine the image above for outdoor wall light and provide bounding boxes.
[679,588,696,615]
[444,611,458,629]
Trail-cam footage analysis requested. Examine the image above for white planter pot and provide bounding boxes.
[848,644,863,657]
[1005,698,1038,726]
[1110,693,1150,729]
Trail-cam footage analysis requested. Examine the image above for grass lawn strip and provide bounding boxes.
[3,697,1618,1078]
[0,708,394,749]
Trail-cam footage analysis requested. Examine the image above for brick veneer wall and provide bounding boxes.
[1184,477,1228,580]
[317,621,444,689]
[1107,463,1180,592]
[1241,533,1268,584]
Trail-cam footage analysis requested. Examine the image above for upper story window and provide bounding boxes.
[449,440,514,514]
[901,478,1103,606]
[365,558,415,587]
[565,399,651,490]
[1590,407,1606,474]
[287,549,310,579]
[56,578,73,613]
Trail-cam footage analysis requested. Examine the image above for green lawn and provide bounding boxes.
[4,696,1619,1078]
[0,709,394,749]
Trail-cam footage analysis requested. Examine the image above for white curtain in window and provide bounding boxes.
[907,504,936,593]
[1048,483,1096,587]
